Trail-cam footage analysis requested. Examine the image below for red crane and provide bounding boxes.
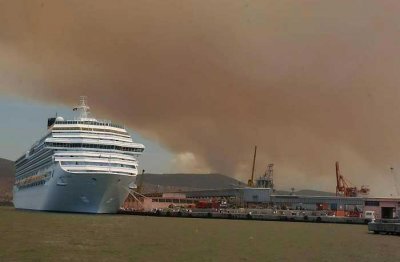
[335,161,370,197]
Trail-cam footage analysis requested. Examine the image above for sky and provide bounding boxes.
[2,1,400,195]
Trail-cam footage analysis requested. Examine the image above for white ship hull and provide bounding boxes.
[13,163,136,213]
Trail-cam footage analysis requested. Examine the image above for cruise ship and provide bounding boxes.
[13,97,145,213]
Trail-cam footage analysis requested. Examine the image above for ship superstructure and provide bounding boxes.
[13,97,144,213]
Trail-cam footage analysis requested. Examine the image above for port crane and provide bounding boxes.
[247,145,275,189]
[247,146,257,187]
[335,161,370,197]
[256,164,274,189]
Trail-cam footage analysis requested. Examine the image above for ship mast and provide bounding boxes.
[74,96,90,120]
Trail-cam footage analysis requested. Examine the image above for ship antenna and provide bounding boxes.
[73,96,90,119]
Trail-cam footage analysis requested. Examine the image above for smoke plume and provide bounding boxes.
[1,0,400,194]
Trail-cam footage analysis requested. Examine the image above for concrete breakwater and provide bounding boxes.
[119,209,372,225]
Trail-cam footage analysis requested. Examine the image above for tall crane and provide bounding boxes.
[247,146,257,187]
[335,161,370,197]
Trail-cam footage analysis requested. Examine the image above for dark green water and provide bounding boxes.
[1,206,399,261]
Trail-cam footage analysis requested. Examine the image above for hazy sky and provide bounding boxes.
[1,1,400,195]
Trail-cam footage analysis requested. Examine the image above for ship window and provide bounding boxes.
[46,141,141,153]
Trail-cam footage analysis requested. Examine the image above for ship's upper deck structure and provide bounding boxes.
[15,97,144,180]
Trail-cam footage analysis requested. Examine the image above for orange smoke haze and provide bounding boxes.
[1,0,400,194]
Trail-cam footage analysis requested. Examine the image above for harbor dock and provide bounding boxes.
[119,209,372,225]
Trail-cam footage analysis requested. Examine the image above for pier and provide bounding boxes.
[119,209,372,225]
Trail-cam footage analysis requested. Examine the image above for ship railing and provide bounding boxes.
[54,120,125,129]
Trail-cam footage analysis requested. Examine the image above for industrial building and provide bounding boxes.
[185,188,271,204]
[125,187,400,219]
[123,192,198,211]
[126,159,400,219]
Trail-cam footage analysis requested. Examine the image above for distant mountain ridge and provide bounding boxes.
[137,173,336,196]
[274,189,336,196]
[137,173,247,193]
[0,158,14,202]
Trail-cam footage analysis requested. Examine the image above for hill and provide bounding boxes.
[137,173,246,193]
[0,158,14,202]
[295,189,336,196]
[137,173,336,196]
[274,189,336,196]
